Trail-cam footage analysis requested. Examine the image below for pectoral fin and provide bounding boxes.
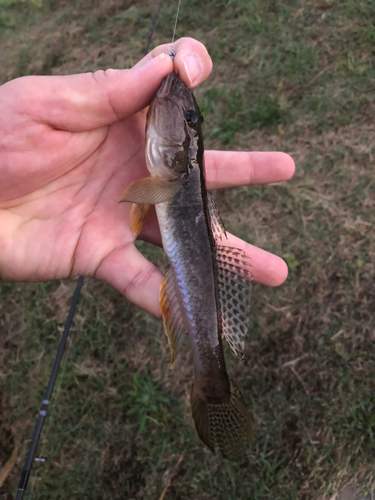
[120,177,181,205]
[216,246,252,359]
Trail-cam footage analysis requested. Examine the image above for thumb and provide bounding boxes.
[4,53,173,132]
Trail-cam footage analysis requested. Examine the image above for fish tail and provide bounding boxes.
[190,381,253,461]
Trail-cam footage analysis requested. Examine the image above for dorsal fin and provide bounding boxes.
[159,269,188,365]
[216,246,252,359]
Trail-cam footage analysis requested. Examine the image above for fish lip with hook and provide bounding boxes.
[121,71,253,460]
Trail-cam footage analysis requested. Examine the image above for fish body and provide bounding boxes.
[121,72,252,459]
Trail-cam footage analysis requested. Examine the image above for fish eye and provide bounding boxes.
[185,109,199,127]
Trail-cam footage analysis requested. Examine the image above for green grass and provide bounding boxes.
[1,0,375,499]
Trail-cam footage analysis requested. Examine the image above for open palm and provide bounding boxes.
[0,39,294,316]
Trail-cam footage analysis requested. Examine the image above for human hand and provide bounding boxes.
[0,38,294,317]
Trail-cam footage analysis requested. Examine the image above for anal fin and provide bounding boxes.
[159,269,188,365]
[130,203,150,237]
[216,246,252,359]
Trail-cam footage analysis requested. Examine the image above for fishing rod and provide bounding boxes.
[15,1,182,497]
[16,276,84,500]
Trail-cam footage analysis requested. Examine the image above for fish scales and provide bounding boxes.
[156,166,231,400]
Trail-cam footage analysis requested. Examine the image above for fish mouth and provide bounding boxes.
[156,72,182,100]
[147,73,181,128]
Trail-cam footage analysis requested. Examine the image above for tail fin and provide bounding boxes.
[190,382,253,461]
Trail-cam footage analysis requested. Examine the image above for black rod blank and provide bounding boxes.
[16,276,84,500]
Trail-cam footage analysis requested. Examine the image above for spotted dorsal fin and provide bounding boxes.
[216,246,252,359]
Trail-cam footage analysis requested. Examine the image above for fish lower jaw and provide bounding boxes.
[145,140,175,180]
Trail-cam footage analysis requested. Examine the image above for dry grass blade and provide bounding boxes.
[158,450,186,500]
[0,441,20,488]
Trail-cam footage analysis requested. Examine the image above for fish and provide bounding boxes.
[121,72,253,460]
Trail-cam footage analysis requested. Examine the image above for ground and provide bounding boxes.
[0,0,374,499]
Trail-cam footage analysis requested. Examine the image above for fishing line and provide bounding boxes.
[171,0,182,45]
[144,0,182,60]
[169,0,182,60]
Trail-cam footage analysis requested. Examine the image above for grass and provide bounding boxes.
[0,0,374,498]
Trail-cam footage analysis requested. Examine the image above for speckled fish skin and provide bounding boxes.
[144,72,252,459]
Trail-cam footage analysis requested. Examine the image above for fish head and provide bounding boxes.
[146,72,203,180]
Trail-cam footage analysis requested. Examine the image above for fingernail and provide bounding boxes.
[182,54,203,86]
